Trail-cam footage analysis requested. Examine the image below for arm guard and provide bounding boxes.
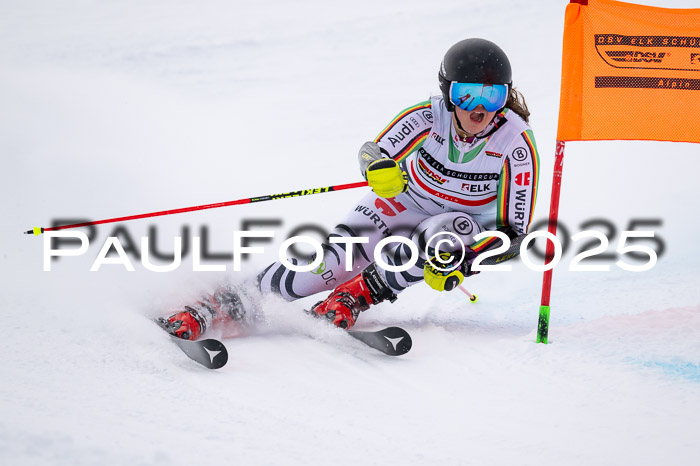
[477,226,533,265]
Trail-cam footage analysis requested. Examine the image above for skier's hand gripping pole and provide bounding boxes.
[423,248,479,292]
[365,159,408,199]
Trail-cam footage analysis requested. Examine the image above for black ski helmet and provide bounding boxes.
[439,38,512,112]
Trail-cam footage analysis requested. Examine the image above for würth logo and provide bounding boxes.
[515,173,531,187]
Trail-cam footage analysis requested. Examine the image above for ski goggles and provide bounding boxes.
[449,82,509,112]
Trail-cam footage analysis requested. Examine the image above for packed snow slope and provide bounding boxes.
[1,1,699,465]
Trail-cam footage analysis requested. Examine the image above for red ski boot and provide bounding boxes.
[310,264,397,329]
[157,306,207,340]
[158,285,252,340]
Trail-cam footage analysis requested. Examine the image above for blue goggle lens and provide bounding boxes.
[449,83,509,112]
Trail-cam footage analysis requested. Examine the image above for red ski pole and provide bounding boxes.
[24,181,369,236]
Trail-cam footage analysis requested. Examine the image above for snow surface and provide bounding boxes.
[2,0,699,465]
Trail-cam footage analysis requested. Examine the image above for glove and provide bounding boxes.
[366,159,408,198]
[423,248,479,292]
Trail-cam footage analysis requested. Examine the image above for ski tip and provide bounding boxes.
[199,339,229,369]
[349,326,412,356]
[384,327,412,356]
[173,337,229,369]
[155,317,229,369]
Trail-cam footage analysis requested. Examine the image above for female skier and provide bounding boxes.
[160,38,540,340]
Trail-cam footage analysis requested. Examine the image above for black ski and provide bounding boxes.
[348,326,412,356]
[155,314,408,364]
[155,318,228,369]
[169,336,228,369]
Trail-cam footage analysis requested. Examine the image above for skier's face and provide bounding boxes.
[454,104,497,136]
